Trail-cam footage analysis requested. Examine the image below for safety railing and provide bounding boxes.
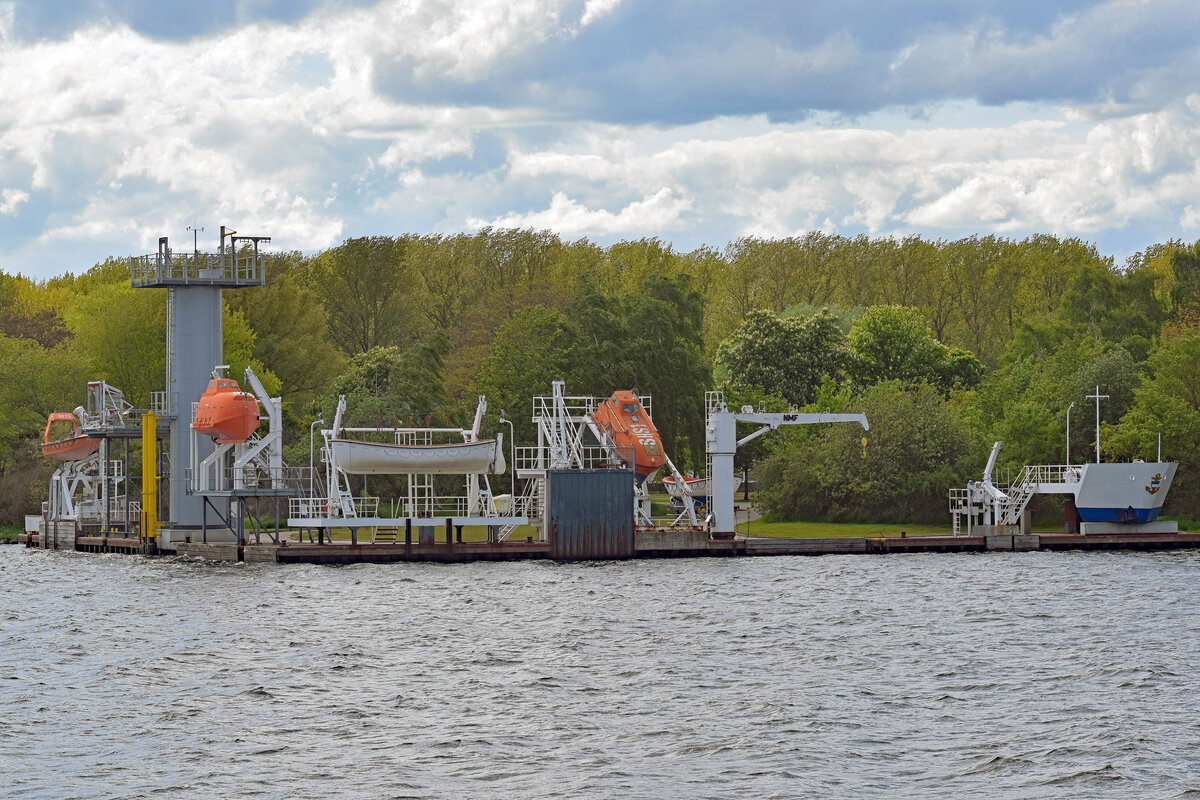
[513,444,633,473]
[150,391,177,418]
[130,250,264,287]
[288,491,535,520]
[189,465,315,493]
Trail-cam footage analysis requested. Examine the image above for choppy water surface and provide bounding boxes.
[3,547,1200,799]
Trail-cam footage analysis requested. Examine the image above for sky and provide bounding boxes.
[2,0,1200,279]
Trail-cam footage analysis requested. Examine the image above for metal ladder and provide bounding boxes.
[337,488,357,517]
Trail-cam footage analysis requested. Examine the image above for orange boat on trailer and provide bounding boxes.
[41,412,101,461]
[591,390,665,483]
[193,375,260,443]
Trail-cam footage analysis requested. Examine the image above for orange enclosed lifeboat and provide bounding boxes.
[193,376,260,443]
[41,412,101,461]
[591,390,665,483]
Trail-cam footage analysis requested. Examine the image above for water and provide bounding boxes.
[3,547,1200,799]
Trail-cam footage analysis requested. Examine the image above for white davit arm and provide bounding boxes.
[332,395,346,439]
[469,396,487,442]
[981,441,1008,500]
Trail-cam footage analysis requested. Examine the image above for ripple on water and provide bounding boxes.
[2,547,1200,798]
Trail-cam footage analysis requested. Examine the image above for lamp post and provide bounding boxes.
[499,410,516,493]
[309,418,324,497]
[1065,401,1074,466]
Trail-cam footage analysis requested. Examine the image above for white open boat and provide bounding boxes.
[663,475,743,502]
[331,437,505,475]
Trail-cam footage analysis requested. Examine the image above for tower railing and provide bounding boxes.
[130,250,265,287]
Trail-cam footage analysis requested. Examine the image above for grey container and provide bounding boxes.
[546,470,634,560]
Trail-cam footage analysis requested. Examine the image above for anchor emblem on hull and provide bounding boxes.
[1145,473,1163,495]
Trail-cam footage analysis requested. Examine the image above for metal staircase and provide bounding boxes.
[950,443,1086,534]
[998,466,1037,526]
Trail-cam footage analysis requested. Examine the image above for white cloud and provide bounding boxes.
[0,187,28,215]
[1,1,1199,277]
[0,0,580,269]
[580,0,623,27]
[375,130,476,170]
[490,100,1200,243]
[371,0,576,83]
[470,188,692,236]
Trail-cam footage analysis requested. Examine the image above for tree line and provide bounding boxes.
[1,229,1198,525]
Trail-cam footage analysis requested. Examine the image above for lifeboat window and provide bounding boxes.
[622,403,638,413]
[219,381,230,388]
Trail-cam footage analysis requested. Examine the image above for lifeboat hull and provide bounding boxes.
[331,438,504,475]
[41,435,101,462]
[193,379,260,443]
[42,411,100,461]
[591,391,665,483]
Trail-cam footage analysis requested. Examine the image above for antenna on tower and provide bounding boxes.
[187,220,204,259]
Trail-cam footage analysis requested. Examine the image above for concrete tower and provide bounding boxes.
[130,228,269,545]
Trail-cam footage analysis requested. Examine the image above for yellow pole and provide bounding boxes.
[142,411,158,544]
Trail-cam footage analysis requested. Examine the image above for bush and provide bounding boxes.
[756,381,971,524]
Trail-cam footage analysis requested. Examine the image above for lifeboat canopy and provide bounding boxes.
[193,376,260,443]
[591,390,665,483]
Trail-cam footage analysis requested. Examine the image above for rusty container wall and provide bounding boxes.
[547,470,634,560]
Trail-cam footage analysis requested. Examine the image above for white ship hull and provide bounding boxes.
[1073,462,1176,522]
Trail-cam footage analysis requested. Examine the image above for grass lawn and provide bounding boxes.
[648,490,952,538]
[298,520,950,542]
[1,523,21,543]
[738,518,952,538]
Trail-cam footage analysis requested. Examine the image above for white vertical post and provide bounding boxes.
[1065,401,1074,466]
[707,408,739,535]
[1086,385,1108,463]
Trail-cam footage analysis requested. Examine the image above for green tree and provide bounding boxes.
[1109,330,1200,517]
[0,334,91,522]
[302,236,420,355]
[1167,241,1200,316]
[476,306,580,488]
[756,382,970,523]
[847,305,983,393]
[221,305,281,399]
[716,308,850,407]
[569,275,711,467]
[965,333,1140,470]
[63,281,165,408]
[1059,263,1164,360]
[0,273,71,348]
[225,270,346,408]
[330,334,452,425]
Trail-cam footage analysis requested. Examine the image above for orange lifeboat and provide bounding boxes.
[591,390,665,483]
[193,376,260,443]
[41,412,101,461]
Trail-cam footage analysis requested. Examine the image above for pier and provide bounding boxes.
[18,528,1200,562]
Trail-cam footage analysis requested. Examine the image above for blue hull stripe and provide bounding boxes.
[1077,507,1161,523]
